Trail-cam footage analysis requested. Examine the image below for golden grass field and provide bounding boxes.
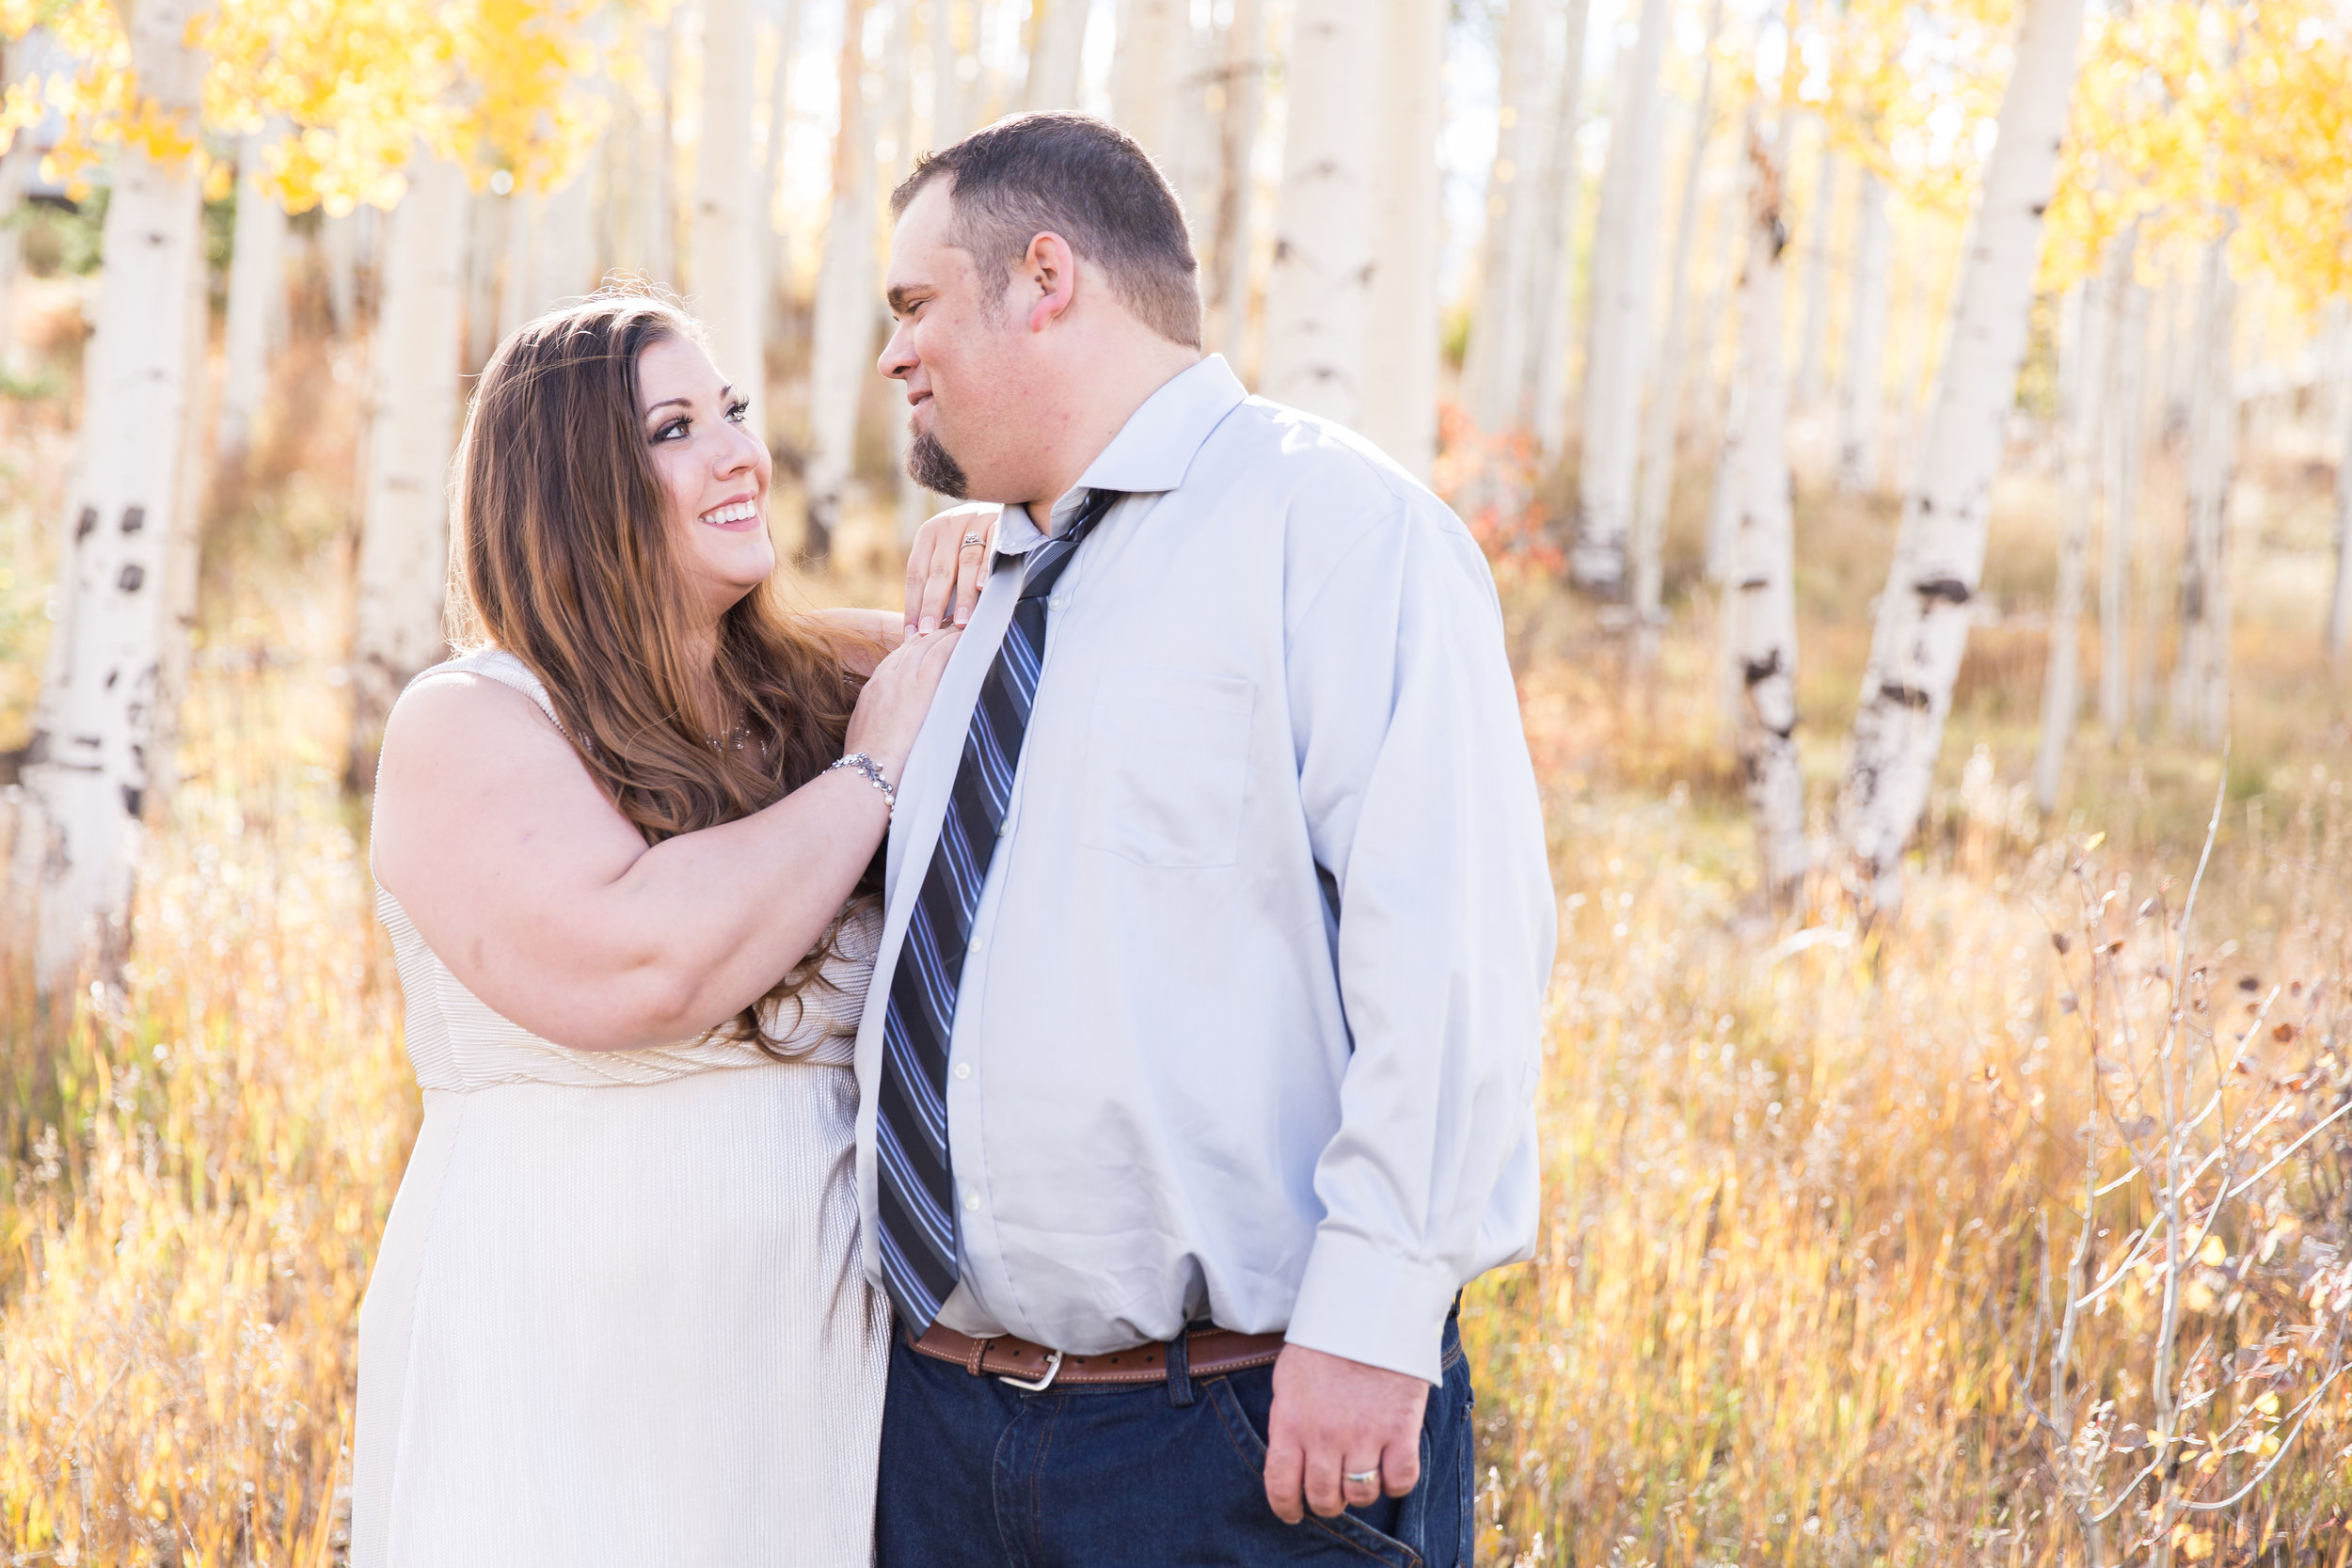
[4,338,2352,1563]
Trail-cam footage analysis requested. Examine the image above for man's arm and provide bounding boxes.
[1263,497,1556,1521]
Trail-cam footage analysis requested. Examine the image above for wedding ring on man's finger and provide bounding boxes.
[1343,1468,1379,1487]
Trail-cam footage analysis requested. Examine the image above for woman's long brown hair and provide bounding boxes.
[449,288,876,1055]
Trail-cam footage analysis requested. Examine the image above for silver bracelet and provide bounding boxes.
[828,752,898,814]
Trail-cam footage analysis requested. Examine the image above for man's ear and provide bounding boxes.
[1025,231,1078,334]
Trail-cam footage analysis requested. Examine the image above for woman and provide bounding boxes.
[355,291,978,1564]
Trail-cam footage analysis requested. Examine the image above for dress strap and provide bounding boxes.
[419,648,565,734]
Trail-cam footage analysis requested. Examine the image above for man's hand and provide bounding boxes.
[1262,1343,1429,1524]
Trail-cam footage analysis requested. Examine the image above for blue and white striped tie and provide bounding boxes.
[873,488,1120,1332]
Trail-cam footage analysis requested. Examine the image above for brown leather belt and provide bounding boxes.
[912,1322,1286,1391]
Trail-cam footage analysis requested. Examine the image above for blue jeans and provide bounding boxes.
[874,1311,1475,1568]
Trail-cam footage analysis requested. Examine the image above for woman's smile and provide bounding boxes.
[700,495,764,531]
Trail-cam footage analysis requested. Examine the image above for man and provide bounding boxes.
[854,112,1554,1566]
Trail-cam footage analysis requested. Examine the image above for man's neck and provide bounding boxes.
[1019,342,1202,527]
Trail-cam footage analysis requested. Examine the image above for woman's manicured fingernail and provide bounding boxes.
[919,614,938,634]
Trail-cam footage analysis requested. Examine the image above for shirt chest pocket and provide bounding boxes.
[1081,669,1256,868]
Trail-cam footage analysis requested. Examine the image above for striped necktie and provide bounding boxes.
[873,487,1120,1332]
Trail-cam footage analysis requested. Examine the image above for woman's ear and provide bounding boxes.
[1025,232,1078,334]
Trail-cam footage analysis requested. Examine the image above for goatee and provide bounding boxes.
[907,426,970,499]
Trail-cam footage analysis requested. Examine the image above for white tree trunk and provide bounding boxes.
[1204,0,1263,366]
[1834,169,1891,493]
[697,0,766,434]
[1023,0,1089,112]
[2172,230,2235,748]
[762,0,805,350]
[0,126,32,372]
[348,153,469,788]
[804,0,878,563]
[930,0,971,146]
[2330,343,2352,667]
[1724,126,1806,902]
[1112,0,1187,166]
[322,208,358,334]
[1794,134,1837,408]
[880,0,929,546]
[9,0,208,993]
[1359,0,1442,481]
[1629,0,1725,653]
[1569,0,1673,598]
[1530,0,1595,461]
[464,188,501,371]
[531,164,601,309]
[1259,0,1376,427]
[1834,0,2088,909]
[2032,271,2107,814]
[1458,0,1549,436]
[2098,250,2147,735]
[645,14,679,288]
[218,128,287,459]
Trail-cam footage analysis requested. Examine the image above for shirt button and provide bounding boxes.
[963,1193,981,1212]
[1049,594,1068,611]
[968,934,985,954]
[954,1062,972,1081]
[996,819,1011,838]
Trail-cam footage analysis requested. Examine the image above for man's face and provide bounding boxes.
[879,181,1044,504]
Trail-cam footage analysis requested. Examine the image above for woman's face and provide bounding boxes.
[637,334,775,623]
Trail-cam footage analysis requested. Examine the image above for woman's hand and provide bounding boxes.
[903,504,999,639]
[846,626,964,780]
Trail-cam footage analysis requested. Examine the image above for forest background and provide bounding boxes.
[2,0,2352,1562]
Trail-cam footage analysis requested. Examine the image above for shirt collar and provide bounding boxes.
[1006,355,1248,546]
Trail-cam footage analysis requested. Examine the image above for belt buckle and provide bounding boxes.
[998,1348,1064,1392]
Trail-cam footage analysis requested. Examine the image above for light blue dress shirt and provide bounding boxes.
[850,356,1556,1385]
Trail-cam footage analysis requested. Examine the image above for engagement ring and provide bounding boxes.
[961,532,985,547]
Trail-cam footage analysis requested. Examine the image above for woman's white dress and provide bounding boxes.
[352,650,891,1567]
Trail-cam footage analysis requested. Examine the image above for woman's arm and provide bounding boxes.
[813,608,902,676]
[370,631,961,1053]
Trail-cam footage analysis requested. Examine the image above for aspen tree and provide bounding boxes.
[10,0,211,991]
[1459,0,1548,436]
[1631,0,1728,655]
[644,13,678,286]
[1360,0,1443,481]
[1111,0,1186,166]
[1836,0,2089,911]
[1204,0,1261,366]
[322,209,359,330]
[761,0,805,348]
[880,0,928,546]
[1794,133,1837,408]
[2099,247,2146,734]
[696,0,765,432]
[1834,170,1891,492]
[2332,360,2352,667]
[348,153,469,789]
[217,127,288,460]
[1023,0,1088,112]
[1570,0,1673,598]
[930,0,972,146]
[1259,0,1375,426]
[2171,230,2235,747]
[2032,269,2106,814]
[1530,0,1594,461]
[804,0,878,563]
[1725,124,1805,902]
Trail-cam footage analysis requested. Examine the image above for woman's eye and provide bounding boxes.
[655,418,689,442]
[724,398,750,423]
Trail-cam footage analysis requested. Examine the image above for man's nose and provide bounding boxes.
[879,320,916,381]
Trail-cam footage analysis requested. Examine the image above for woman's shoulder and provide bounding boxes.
[383,651,569,768]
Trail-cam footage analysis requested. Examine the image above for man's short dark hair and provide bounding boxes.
[891,112,1202,349]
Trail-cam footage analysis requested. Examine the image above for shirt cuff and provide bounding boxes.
[1283,1229,1458,1385]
